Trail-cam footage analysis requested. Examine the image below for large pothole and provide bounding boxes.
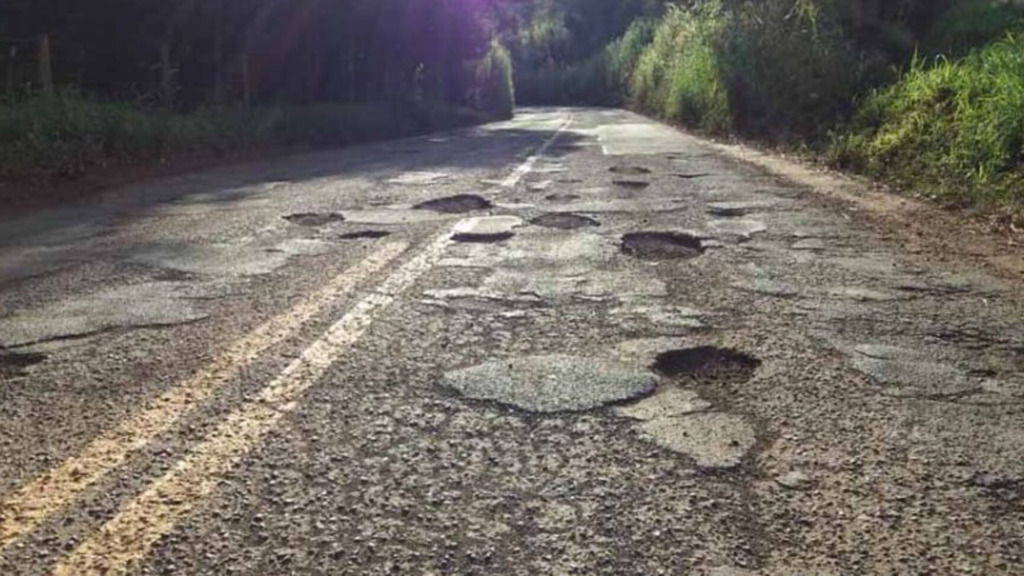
[621,232,705,261]
[284,212,345,227]
[442,354,658,413]
[613,180,651,190]
[610,166,652,175]
[545,193,582,203]
[530,213,600,230]
[0,351,46,378]
[336,230,391,240]
[652,347,761,385]
[414,194,493,214]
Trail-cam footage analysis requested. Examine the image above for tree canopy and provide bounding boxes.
[0,0,514,107]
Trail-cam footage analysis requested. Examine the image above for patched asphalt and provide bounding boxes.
[1,108,1023,576]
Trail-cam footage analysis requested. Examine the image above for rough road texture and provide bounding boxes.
[1,108,1023,575]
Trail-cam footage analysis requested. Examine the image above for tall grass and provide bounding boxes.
[474,40,516,119]
[831,34,1024,206]
[628,1,865,139]
[631,3,732,131]
[514,18,657,107]
[0,93,487,181]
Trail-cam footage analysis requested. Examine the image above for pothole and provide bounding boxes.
[545,193,581,203]
[336,230,391,240]
[613,180,651,190]
[0,351,47,378]
[414,194,493,214]
[707,201,773,217]
[530,213,600,230]
[283,212,345,227]
[652,347,761,385]
[610,166,652,175]
[442,355,658,413]
[673,173,710,180]
[621,232,704,261]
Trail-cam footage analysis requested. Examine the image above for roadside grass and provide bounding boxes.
[0,93,487,182]
[830,34,1024,207]
[514,19,656,107]
[473,40,517,120]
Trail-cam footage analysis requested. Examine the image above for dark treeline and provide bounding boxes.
[0,0,522,183]
[1,0,515,109]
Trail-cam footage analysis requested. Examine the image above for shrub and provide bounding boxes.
[607,18,657,96]
[0,93,486,181]
[516,52,617,106]
[831,33,1024,206]
[631,3,732,131]
[924,0,1024,56]
[474,40,516,119]
[629,1,866,139]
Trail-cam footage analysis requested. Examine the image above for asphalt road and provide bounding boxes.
[1,108,1023,575]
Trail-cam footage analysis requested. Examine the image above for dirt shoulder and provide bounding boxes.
[699,136,1024,284]
[0,145,306,218]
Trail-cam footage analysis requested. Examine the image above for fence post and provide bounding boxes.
[6,46,16,93]
[159,43,174,108]
[240,52,251,112]
[38,33,54,97]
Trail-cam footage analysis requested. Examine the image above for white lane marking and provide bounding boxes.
[49,112,574,575]
[0,242,408,551]
[499,116,573,188]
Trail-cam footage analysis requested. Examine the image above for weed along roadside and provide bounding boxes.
[510,0,1024,216]
[0,4,515,209]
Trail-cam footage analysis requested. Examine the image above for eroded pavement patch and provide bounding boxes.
[442,354,658,413]
[530,213,600,230]
[0,282,210,348]
[621,232,705,261]
[414,194,494,214]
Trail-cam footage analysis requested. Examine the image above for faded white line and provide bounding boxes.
[0,242,408,551]
[499,115,573,188]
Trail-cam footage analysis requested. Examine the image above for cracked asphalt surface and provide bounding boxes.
[1,108,1024,575]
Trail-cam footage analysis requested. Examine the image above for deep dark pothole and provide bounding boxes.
[452,232,513,244]
[283,212,345,227]
[613,180,651,190]
[0,351,47,379]
[414,194,493,214]
[621,232,705,260]
[652,347,761,386]
[544,193,581,203]
[336,230,392,240]
[530,213,600,230]
[610,166,652,175]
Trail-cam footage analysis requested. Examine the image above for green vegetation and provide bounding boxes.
[833,35,1024,206]
[473,40,517,120]
[509,0,1024,210]
[0,0,516,182]
[0,94,485,179]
